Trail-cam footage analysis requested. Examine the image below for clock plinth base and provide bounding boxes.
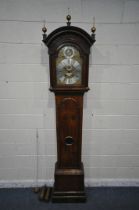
[52,191,86,203]
[52,162,86,202]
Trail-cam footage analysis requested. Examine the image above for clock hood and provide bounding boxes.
[43,25,95,50]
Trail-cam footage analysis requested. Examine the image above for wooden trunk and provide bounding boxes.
[52,93,86,202]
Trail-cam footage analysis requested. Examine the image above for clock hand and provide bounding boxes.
[62,60,67,68]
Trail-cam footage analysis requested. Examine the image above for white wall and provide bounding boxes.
[0,0,139,187]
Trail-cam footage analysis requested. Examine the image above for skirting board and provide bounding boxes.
[85,179,139,187]
[0,179,139,188]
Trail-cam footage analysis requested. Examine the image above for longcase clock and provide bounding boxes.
[42,15,96,202]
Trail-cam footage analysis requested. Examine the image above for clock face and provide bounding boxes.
[56,46,82,85]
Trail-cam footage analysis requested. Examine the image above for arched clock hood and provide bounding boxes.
[43,25,95,51]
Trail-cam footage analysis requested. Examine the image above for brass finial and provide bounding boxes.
[91,26,96,34]
[66,8,71,26]
[42,20,47,34]
[91,16,96,36]
[42,20,47,41]
[42,26,47,33]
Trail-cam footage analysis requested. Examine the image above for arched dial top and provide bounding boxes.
[56,46,82,85]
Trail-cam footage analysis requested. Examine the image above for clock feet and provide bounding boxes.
[52,191,86,203]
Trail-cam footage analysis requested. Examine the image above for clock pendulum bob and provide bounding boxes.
[52,94,86,202]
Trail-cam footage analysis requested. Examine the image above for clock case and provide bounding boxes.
[43,25,95,202]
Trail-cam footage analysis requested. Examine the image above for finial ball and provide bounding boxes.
[91,26,96,33]
[42,26,47,33]
[66,15,71,21]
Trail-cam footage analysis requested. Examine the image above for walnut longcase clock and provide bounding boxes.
[42,16,96,202]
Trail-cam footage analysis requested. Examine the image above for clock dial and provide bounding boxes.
[56,46,82,85]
